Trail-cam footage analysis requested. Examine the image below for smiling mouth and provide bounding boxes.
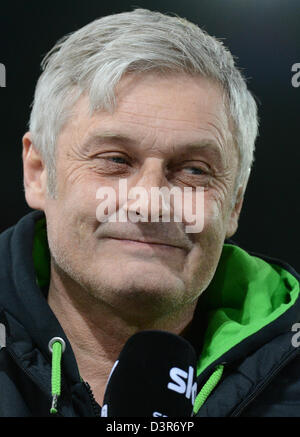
[105,237,181,250]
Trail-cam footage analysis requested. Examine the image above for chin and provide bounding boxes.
[92,266,188,316]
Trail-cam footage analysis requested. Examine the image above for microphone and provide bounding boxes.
[101,330,198,417]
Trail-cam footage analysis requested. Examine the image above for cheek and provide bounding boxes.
[203,196,220,224]
[182,190,225,237]
[95,181,125,223]
[202,184,235,235]
[45,176,104,251]
[183,195,229,286]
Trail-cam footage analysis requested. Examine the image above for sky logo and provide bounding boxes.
[167,365,197,405]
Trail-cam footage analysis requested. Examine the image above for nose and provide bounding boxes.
[125,158,172,222]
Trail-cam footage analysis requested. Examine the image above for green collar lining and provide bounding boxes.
[196,244,299,375]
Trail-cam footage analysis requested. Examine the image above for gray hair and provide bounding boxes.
[29,8,259,200]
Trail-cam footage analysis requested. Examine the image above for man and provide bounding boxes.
[0,8,299,417]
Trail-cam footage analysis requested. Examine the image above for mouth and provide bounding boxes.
[104,237,183,250]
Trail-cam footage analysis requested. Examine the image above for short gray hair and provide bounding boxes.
[29,8,259,199]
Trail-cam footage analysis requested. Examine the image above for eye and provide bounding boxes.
[95,153,131,166]
[170,159,210,177]
[183,167,207,175]
[107,156,129,165]
[180,163,210,177]
[169,161,211,188]
[92,153,133,176]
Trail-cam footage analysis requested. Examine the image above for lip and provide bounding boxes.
[105,237,182,250]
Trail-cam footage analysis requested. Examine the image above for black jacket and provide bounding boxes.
[0,210,300,417]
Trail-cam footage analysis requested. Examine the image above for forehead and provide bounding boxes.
[59,72,234,155]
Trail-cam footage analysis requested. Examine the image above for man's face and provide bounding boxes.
[27,73,240,323]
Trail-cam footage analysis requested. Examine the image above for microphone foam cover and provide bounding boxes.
[102,330,198,417]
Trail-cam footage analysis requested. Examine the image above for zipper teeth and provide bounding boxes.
[84,381,101,417]
[230,348,300,417]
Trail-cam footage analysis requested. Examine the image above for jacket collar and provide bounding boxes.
[1,210,300,416]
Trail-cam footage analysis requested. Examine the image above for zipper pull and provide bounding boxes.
[48,337,66,415]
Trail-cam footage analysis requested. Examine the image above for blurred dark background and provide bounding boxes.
[0,0,299,270]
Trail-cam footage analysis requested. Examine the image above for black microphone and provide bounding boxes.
[101,330,198,417]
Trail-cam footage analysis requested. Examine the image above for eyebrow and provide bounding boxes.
[82,130,223,158]
[81,131,135,152]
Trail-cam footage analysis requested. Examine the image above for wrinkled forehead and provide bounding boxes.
[57,72,236,163]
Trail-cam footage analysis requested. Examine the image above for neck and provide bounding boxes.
[47,262,197,406]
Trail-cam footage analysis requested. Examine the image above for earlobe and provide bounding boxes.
[22,132,47,210]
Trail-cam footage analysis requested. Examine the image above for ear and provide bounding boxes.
[225,186,244,239]
[22,132,47,210]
